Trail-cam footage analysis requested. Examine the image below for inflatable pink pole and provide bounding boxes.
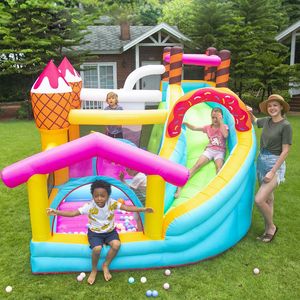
[164,53,221,66]
[1,132,189,188]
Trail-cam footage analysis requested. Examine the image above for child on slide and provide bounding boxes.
[175,107,228,198]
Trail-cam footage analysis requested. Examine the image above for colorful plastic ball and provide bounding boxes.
[140,276,147,283]
[253,267,260,275]
[164,269,171,276]
[163,282,170,290]
[128,276,135,284]
[146,290,152,297]
[152,290,159,297]
[77,275,84,282]
[5,286,13,293]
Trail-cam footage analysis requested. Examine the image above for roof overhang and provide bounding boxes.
[275,20,300,42]
[123,22,191,52]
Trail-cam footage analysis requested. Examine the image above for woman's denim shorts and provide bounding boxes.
[257,149,286,185]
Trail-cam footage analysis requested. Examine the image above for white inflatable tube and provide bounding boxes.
[123,65,166,90]
[80,88,161,103]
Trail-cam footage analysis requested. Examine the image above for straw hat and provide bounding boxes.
[259,94,290,115]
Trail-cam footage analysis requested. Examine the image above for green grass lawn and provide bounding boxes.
[0,118,299,299]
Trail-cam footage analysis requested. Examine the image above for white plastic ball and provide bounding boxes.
[146,290,152,297]
[164,269,171,276]
[140,276,147,283]
[152,290,159,297]
[80,272,86,278]
[5,286,12,293]
[77,275,84,282]
[128,276,135,283]
[253,267,260,275]
[163,282,170,290]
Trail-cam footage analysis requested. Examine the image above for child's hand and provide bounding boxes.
[46,208,57,216]
[246,105,253,112]
[216,112,223,122]
[144,207,154,213]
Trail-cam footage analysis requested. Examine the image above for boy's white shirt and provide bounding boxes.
[78,198,121,233]
[130,173,146,193]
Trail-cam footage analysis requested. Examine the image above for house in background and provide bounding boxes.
[74,22,191,97]
[275,20,300,111]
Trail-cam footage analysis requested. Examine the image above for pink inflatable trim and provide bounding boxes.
[1,132,189,188]
[164,54,221,66]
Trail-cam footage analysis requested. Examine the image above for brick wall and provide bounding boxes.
[85,46,166,88]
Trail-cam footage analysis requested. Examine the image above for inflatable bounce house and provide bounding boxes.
[1,46,256,273]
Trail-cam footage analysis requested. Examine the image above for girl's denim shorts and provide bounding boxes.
[257,149,286,185]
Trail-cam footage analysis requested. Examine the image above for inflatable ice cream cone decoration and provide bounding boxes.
[31,60,72,130]
[58,57,82,109]
[58,57,82,140]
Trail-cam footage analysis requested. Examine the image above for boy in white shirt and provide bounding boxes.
[47,180,153,285]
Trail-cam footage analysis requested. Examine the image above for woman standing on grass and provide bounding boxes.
[247,94,292,242]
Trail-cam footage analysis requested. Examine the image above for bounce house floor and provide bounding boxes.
[56,200,142,234]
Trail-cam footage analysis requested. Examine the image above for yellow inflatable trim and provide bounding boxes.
[68,109,168,125]
[48,232,153,244]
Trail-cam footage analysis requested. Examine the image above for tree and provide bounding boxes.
[218,0,291,101]
[135,0,162,26]
[0,0,98,102]
[189,0,232,52]
[159,0,194,37]
[282,0,300,25]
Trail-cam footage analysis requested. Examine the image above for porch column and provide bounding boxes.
[290,31,296,65]
[135,45,140,89]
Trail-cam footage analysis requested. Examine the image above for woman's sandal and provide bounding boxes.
[258,227,278,243]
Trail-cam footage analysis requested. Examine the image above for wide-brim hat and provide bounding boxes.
[259,94,290,115]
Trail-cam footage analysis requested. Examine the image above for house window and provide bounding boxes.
[81,63,117,89]
[80,63,117,109]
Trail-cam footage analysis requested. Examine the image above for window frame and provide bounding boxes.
[80,62,117,89]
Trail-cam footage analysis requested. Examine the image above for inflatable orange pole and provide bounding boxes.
[216,50,231,87]
[162,47,171,82]
[169,46,183,86]
[204,47,217,82]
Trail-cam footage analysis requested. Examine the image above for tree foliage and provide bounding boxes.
[159,0,194,38]
[282,0,300,25]
[0,0,99,101]
[0,0,299,103]
[160,0,299,104]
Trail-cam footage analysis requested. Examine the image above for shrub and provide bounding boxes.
[17,100,33,120]
[240,91,261,112]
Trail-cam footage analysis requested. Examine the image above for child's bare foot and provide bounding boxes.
[87,270,97,285]
[102,263,112,281]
